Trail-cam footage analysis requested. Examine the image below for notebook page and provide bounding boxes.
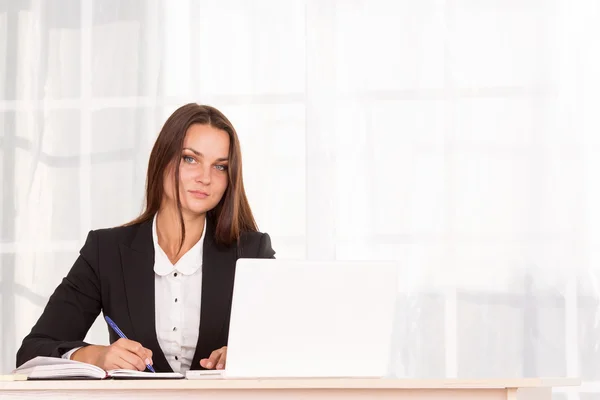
[14,356,106,378]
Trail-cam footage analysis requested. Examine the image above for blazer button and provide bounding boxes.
[173,327,177,331]
[174,272,178,277]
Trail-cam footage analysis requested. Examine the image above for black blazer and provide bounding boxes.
[16,217,275,371]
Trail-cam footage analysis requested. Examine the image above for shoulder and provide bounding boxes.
[94,221,148,242]
[237,230,276,259]
[238,230,267,245]
[82,219,152,253]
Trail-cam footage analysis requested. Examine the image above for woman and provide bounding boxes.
[16,103,275,373]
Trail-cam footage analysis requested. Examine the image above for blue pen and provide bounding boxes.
[105,316,156,373]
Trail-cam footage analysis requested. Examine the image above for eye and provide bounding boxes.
[182,155,196,164]
[215,164,228,172]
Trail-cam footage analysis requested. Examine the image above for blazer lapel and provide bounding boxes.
[190,219,238,369]
[119,219,172,372]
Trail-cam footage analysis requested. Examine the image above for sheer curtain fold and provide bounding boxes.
[2,1,600,395]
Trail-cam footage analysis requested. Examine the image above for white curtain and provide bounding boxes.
[2,0,600,397]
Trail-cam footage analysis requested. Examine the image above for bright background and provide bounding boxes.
[2,1,600,398]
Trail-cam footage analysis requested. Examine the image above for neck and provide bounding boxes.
[156,205,206,263]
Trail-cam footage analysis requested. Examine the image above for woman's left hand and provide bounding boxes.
[200,346,227,370]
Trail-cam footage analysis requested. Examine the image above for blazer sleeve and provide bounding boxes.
[16,230,102,367]
[258,233,276,259]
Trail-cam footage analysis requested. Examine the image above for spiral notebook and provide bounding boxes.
[13,356,184,380]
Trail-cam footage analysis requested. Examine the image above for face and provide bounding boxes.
[163,123,230,218]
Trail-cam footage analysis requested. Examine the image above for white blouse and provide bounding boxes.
[152,216,205,373]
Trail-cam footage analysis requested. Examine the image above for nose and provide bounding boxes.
[195,164,211,185]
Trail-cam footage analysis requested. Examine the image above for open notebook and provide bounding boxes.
[14,356,184,380]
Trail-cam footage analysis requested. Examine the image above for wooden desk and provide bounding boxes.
[0,377,580,400]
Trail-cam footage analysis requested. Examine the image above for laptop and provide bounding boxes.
[221,258,400,379]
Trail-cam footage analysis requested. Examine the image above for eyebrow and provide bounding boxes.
[183,147,229,162]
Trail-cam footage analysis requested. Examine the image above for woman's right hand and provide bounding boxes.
[71,338,153,371]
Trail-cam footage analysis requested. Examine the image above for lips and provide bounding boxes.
[188,190,209,199]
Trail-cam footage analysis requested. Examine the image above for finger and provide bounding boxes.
[113,347,147,371]
[143,348,153,366]
[199,357,215,368]
[216,349,227,370]
[204,349,223,369]
[112,358,138,371]
[208,349,223,369]
[146,348,153,363]
[106,352,138,371]
[115,339,153,366]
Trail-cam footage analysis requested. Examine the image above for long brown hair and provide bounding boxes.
[127,103,258,247]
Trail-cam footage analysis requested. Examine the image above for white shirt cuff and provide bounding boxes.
[62,346,83,360]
